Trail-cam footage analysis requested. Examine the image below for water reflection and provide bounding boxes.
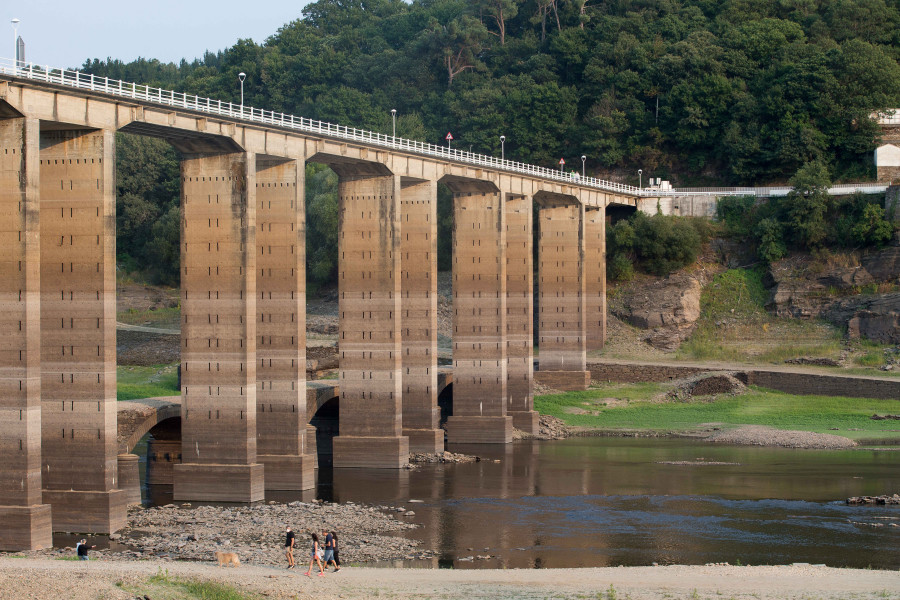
[142,437,900,569]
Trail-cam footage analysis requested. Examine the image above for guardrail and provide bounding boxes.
[0,58,648,197]
[1,59,890,202]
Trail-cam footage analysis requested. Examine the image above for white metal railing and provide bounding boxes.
[1,58,890,201]
[876,109,900,125]
[0,58,649,196]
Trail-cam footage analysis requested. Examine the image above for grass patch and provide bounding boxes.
[117,305,181,329]
[535,383,900,440]
[678,267,844,364]
[854,350,887,368]
[124,569,259,600]
[118,364,180,401]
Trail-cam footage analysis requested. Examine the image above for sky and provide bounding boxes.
[4,1,314,69]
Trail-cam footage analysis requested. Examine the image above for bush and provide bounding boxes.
[631,212,703,276]
[716,195,757,239]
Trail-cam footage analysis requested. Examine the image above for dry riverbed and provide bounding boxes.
[27,501,432,566]
[1,557,898,600]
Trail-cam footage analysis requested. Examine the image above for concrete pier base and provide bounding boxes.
[332,436,409,469]
[534,370,591,391]
[117,454,142,505]
[0,505,52,550]
[257,454,315,491]
[42,489,126,534]
[172,463,264,503]
[446,416,512,445]
[403,428,444,454]
[509,410,540,433]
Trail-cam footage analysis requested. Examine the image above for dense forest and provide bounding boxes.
[92,0,900,285]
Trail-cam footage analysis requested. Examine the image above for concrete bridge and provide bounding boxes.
[0,61,642,550]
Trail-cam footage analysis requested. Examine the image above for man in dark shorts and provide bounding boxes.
[284,527,295,568]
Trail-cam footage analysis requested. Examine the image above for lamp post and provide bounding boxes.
[238,72,246,114]
[500,135,505,161]
[581,155,586,178]
[11,18,20,69]
[638,169,643,190]
[391,109,396,138]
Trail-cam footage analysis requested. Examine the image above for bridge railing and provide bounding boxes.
[0,58,648,197]
[1,59,889,201]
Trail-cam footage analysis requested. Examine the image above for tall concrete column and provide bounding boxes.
[585,206,606,351]
[255,157,314,490]
[39,128,126,532]
[505,194,537,434]
[400,178,442,453]
[174,151,264,502]
[334,169,408,468]
[0,117,52,550]
[537,202,589,390]
[447,184,511,444]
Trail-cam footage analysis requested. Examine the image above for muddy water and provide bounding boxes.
[143,438,899,569]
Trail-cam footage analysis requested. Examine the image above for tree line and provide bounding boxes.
[96,0,900,286]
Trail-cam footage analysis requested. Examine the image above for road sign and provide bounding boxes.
[559,158,565,165]
[446,132,454,141]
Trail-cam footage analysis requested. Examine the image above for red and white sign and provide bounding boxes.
[559,158,565,166]
[446,132,454,141]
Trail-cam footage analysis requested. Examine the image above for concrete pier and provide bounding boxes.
[333,169,408,468]
[174,151,264,502]
[400,179,443,453]
[0,117,52,549]
[446,183,512,444]
[39,128,126,533]
[585,206,606,350]
[537,202,589,390]
[505,194,537,434]
[255,157,315,490]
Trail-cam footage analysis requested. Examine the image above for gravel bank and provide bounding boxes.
[32,501,432,568]
[1,557,897,600]
[706,425,858,449]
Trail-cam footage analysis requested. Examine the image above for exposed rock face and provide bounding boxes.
[768,246,900,342]
[824,293,900,343]
[613,274,702,351]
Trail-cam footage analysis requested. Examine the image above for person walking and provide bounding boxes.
[284,527,295,569]
[322,530,337,571]
[330,531,341,572]
[303,532,326,577]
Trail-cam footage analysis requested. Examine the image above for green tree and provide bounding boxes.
[785,161,831,249]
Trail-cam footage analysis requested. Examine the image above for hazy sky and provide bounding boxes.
[4,1,314,69]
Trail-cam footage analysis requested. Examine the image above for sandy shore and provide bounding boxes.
[1,556,897,600]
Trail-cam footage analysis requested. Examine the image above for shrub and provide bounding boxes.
[631,212,703,276]
[716,195,757,239]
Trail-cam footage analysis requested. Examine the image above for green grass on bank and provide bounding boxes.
[677,268,845,363]
[119,569,258,600]
[535,383,900,441]
[117,364,180,401]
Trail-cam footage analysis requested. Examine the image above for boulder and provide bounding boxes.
[616,274,702,329]
[611,274,702,351]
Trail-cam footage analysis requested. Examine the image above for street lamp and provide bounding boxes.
[391,109,396,138]
[581,155,586,178]
[238,72,246,113]
[500,135,505,161]
[638,169,643,190]
[11,18,20,69]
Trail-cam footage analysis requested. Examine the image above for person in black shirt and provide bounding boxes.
[284,527,295,569]
[76,539,95,561]
[330,531,341,572]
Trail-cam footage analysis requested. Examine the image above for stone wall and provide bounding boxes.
[587,361,900,401]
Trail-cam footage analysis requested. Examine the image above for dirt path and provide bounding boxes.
[2,557,897,600]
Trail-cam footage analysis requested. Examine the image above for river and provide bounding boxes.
[143,437,899,569]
